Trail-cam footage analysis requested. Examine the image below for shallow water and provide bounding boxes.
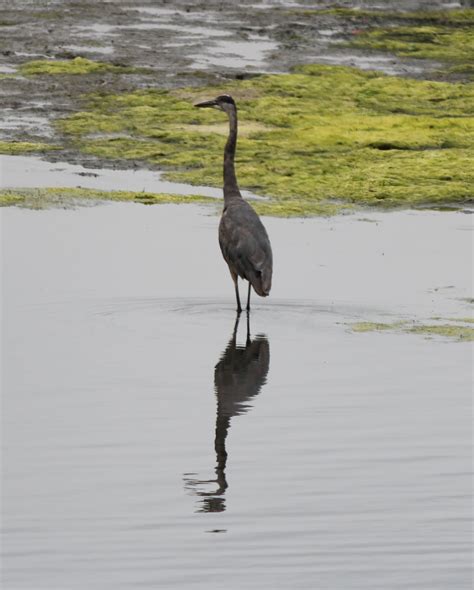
[63,44,115,55]
[0,114,52,137]
[191,38,279,71]
[0,155,261,201]
[0,155,221,196]
[1,203,472,589]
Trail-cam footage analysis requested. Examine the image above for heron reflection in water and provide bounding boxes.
[184,313,270,512]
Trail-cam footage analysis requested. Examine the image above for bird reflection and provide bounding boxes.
[184,313,270,512]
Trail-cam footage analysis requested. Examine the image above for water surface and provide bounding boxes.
[1,203,472,589]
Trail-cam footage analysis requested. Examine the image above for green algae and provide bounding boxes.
[351,320,474,341]
[19,57,139,76]
[431,316,474,323]
[336,8,474,71]
[349,25,474,65]
[251,199,353,217]
[304,8,474,77]
[396,9,474,25]
[55,64,474,216]
[447,63,474,77]
[0,140,59,154]
[351,321,406,333]
[0,192,23,207]
[0,187,215,209]
[312,8,384,19]
[317,8,474,25]
[407,324,474,341]
[0,187,347,217]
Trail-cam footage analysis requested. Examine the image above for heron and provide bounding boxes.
[194,94,273,313]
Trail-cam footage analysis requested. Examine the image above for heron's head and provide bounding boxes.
[194,94,236,114]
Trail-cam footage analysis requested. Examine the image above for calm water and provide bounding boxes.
[1,203,472,589]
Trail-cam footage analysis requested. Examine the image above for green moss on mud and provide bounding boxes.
[313,8,383,19]
[330,7,474,72]
[349,25,474,65]
[19,57,138,76]
[297,8,474,78]
[0,140,59,154]
[318,8,474,26]
[0,187,215,209]
[351,320,474,341]
[55,64,474,215]
[252,199,353,217]
[0,187,333,217]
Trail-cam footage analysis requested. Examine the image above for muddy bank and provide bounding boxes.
[2,64,472,215]
[0,0,470,144]
[0,1,472,213]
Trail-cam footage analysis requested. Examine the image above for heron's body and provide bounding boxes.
[195,94,273,312]
[219,199,272,297]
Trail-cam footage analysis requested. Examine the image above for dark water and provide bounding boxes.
[1,204,472,589]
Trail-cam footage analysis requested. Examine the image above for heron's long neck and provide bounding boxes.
[223,107,240,200]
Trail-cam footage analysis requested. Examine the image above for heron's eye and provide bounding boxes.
[217,95,235,105]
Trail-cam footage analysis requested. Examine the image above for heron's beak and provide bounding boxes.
[194,99,218,108]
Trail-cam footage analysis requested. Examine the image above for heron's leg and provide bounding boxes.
[230,270,242,313]
[246,309,251,346]
[246,281,251,311]
[235,282,242,313]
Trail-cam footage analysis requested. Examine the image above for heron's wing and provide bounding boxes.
[219,202,272,284]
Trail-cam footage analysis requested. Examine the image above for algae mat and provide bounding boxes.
[52,64,474,216]
[337,8,474,75]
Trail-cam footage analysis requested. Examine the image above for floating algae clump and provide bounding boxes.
[351,322,406,333]
[0,140,59,154]
[56,65,474,216]
[351,320,474,341]
[407,324,474,340]
[19,57,137,76]
[0,187,215,209]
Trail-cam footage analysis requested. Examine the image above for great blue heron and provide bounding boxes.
[194,94,273,313]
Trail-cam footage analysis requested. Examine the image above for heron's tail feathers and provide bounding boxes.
[249,268,272,297]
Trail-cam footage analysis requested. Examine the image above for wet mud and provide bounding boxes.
[0,0,471,170]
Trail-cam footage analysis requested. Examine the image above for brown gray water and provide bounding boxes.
[1,203,472,589]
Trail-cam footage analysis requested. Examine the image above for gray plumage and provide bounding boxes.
[194,94,273,312]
